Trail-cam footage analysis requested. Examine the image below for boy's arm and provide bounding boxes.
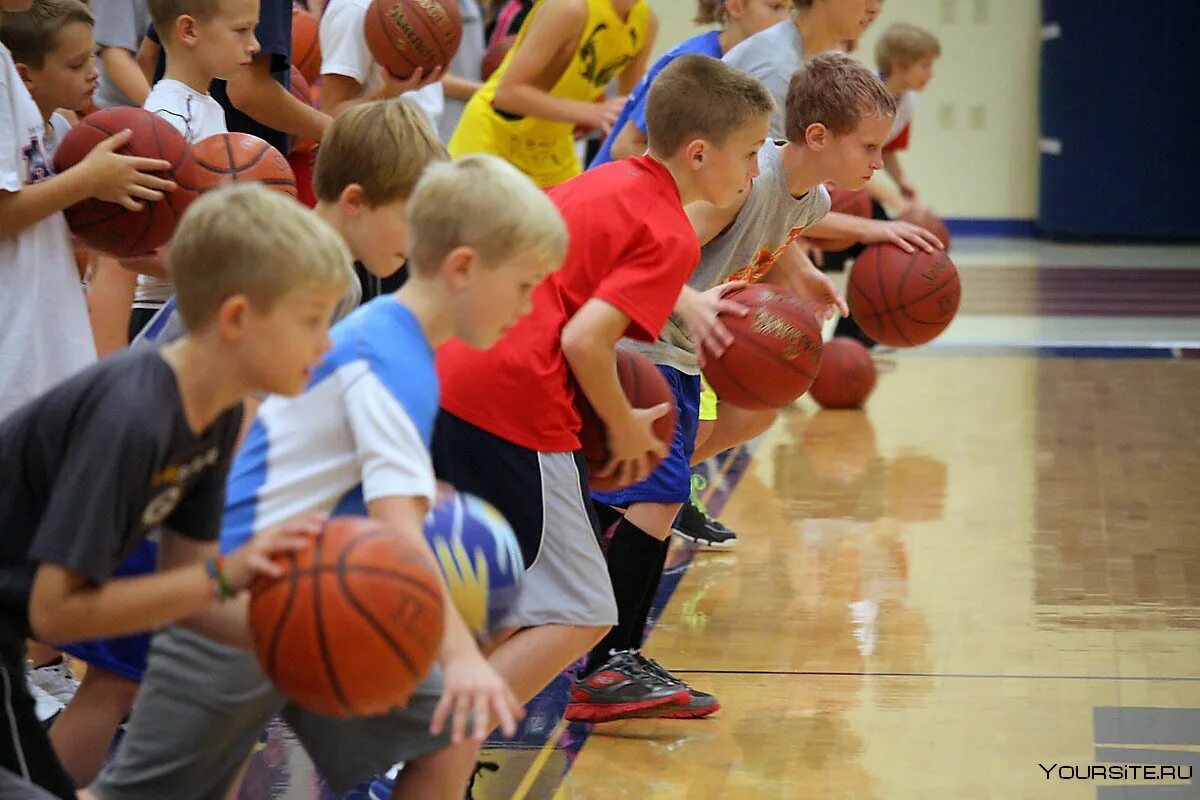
[804,211,942,253]
[100,47,151,106]
[225,55,332,140]
[607,118,647,160]
[492,0,623,131]
[615,10,657,95]
[442,72,483,102]
[882,150,908,192]
[135,35,158,85]
[562,300,669,488]
[685,196,747,247]
[764,240,847,320]
[0,130,172,239]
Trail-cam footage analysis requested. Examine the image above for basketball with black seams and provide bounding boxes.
[847,243,961,347]
[364,0,463,80]
[576,348,677,492]
[53,106,199,257]
[192,133,298,198]
[702,284,824,410]
[249,516,445,717]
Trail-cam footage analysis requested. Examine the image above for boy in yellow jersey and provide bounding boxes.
[448,0,657,187]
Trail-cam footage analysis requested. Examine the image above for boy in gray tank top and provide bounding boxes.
[575,54,899,721]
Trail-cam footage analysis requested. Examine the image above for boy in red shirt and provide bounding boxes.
[434,53,774,717]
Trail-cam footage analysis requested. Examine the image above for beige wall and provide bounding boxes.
[643,0,1041,220]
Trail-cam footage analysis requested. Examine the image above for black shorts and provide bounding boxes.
[0,644,74,800]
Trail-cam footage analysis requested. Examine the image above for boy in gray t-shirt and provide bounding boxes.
[575,54,900,722]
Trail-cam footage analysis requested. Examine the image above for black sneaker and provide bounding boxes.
[565,651,690,723]
[672,500,738,549]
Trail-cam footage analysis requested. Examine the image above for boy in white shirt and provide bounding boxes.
[129,0,260,338]
[0,0,171,422]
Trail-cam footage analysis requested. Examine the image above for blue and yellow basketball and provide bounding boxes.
[424,487,524,641]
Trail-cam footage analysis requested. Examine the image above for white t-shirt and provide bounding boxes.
[319,0,444,129]
[0,44,96,421]
[438,0,484,143]
[136,79,229,308]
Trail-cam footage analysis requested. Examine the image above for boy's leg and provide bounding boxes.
[574,368,716,722]
[87,627,284,800]
[0,644,75,800]
[674,379,738,549]
[48,665,138,786]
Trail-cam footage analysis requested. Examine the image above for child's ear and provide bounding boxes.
[14,62,34,92]
[176,14,198,46]
[685,138,706,170]
[338,184,367,216]
[215,293,252,340]
[805,122,828,151]
[441,246,476,291]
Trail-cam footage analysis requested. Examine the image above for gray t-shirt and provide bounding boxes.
[438,0,485,143]
[92,0,151,109]
[722,19,805,139]
[625,140,831,374]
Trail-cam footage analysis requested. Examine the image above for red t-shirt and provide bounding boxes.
[437,156,700,452]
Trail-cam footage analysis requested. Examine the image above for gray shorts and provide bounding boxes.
[90,626,451,800]
[431,412,618,630]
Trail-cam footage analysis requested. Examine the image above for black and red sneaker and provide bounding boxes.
[565,651,690,723]
[627,654,720,719]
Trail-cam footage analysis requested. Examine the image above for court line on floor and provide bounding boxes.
[670,668,1200,682]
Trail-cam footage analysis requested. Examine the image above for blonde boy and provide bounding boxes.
[88,149,570,799]
[875,22,941,206]
[0,185,352,799]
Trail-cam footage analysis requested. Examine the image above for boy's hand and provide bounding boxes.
[79,130,176,211]
[224,513,325,590]
[899,180,919,200]
[789,260,848,321]
[431,649,523,743]
[379,65,445,98]
[600,403,671,488]
[676,281,750,367]
[578,96,627,135]
[861,219,943,254]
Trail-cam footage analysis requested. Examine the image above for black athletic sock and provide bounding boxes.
[584,517,669,675]
[628,536,670,651]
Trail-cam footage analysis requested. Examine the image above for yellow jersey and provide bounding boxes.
[448,0,650,188]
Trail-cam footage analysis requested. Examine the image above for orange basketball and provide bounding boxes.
[809,183,873,252]
[249,516,445,717]
[53,107,199,257]
[847,244,961,347]
[576,348,677,492]
[809,337,877,409]
[703,285,824,410]
[481,34,515,80]
[292,6,322,84]
[192,133,298,198]
[364,0,463,80]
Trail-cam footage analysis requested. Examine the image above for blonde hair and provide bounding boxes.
[171,185,354,330]
[785,52,896,140]
[148,0,222,36]
[645,54,774,156]
[314,100,449,206]
[406,154,567,278]
[0,0,92,68]
[876,23,941,75]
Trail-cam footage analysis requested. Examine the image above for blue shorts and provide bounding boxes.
[592,366,700,506]
[61,539,157,682]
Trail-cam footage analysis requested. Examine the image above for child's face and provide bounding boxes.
[237,285,343,396]
[822,0,874,41]
[349,198,410,280]
[692,116,771,208]
[23,22,98,114]
[895,57,935,91]
[192,0,260,80]
[728,0,791,37]
[821,113,890,190]
[453,254,555,350]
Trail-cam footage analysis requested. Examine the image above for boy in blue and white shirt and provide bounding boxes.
[91,154,569,800]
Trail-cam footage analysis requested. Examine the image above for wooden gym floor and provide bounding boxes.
[240,239,1200,799]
